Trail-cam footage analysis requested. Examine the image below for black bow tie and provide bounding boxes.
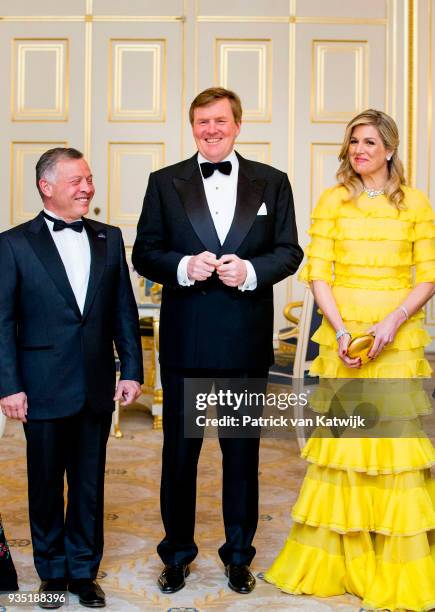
[43,212,84,233]
[200,160,232,179]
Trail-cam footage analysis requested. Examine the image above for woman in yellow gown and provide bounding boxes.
[264,110,435,611]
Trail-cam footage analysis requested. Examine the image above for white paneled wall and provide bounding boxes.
[0,0,432,341]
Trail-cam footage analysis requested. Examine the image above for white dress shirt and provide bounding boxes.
[177,151,257,290]
[43,208,91,313]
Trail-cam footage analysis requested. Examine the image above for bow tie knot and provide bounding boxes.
[200,160,232,179]
[43,212,84,233]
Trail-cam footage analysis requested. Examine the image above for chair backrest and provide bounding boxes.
[292,288,320,379]
[291,287,321,449]
[0,413,6,439]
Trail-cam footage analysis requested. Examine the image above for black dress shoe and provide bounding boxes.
[225,564,256,594]
[38,579,68,609]
[68,579,105,608]
[157,564,190,593]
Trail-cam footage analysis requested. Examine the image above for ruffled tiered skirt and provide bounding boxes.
[264,436,435,610]
[265,292,435,610]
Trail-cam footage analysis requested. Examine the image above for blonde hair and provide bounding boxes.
[336,109,406,209]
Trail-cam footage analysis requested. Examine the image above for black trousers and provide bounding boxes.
[157,367,267,567]
[24,408,112,580]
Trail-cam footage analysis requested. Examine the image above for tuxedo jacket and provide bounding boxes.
[132,152,304,370]
[0,213,143,420]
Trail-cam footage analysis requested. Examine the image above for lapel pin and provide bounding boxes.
[97,232,106,239]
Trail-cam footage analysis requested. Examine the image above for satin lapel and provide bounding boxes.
[220,166,266,255]
[24,213,82,319]
[82,220,107,319]
[173,163,221,254]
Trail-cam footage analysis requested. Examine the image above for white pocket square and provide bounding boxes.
[257,202,267,216]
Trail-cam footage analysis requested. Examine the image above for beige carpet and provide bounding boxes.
[0,406,369,611]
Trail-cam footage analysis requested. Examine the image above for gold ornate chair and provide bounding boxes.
[269,288,321,448]
[110,280,163,437]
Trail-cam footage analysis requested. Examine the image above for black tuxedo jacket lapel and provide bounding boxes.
[25,213,82,319]
[173,155,221,254]
[82,219,107,320]
[220,153,267,255]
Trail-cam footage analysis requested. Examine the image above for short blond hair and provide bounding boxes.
[189,87,242,125]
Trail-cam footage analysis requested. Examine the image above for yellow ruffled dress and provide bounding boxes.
[264,186,435,611]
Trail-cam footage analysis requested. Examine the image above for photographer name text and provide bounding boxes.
[196,415,366,428]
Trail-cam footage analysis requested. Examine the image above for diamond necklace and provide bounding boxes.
[363,186,385,198]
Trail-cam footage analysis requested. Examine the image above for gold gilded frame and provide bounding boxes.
[11,38,69,122]
[108,38,167,122]
[214,38,272,122]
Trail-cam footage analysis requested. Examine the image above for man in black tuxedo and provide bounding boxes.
[0,148,143,608]
[132,88,303,594]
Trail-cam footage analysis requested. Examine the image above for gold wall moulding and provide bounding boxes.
[287,4,296,183]
[0,15,385,24]
[93,15,184,22]
[10,141,68,226]
[215,38,272,122]
[311,39,369,123]
[198,15,291,23]
[11,38,69,122]
[108,39,167,122]
[84,18,92,161]
[0,15,85,21]
[426,299,435,327]
[426,0,432,196]
[310,142,341,211]
[236,142,271,164]
[107,142,165,226]
[406,0,417,186]
[197,15,387,25]
[0,15,184,22]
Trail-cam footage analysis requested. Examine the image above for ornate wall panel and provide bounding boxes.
[310,143,341,209]
[429,0,435,337]
[10,140,67,225]
[0,0,87,17]
[198,0,289,17]
[215,38,272,121]
[235,142,271,164]
[108,39,166,122]
[311,40,368,123]
[12,38,69,121]
[296,0,386,20]
[107,141,165,230]
[92,0,183,16]
[1,0,431,340]
[416,0,435,343]
[0,16,86,231]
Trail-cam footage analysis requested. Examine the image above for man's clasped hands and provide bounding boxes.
[187,251,247,287]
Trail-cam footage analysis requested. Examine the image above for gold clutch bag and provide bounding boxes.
[346,334,374,364]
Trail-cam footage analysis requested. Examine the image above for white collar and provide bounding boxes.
[43,207,82,223]
[197,150,238,167]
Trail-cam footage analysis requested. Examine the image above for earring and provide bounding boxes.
[386,155,392,161]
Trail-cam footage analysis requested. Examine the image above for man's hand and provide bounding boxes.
[187,251,218,281]
[114,380,142,406]
[216,254,247,287]
[0,392,28,422]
